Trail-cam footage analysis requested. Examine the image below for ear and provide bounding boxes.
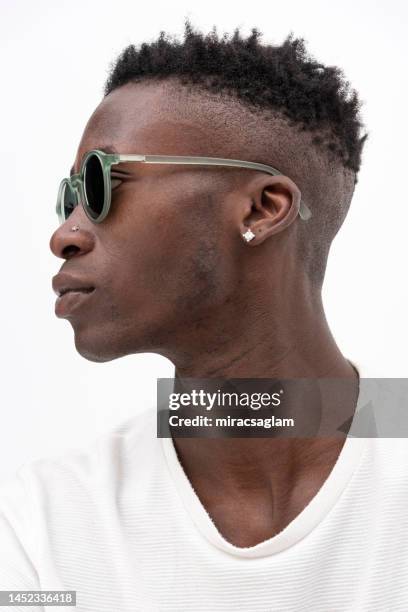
[240,175,302,246]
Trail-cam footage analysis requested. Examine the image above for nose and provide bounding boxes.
[49,208,95,259]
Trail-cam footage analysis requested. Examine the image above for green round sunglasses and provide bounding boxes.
[56,149,312,225]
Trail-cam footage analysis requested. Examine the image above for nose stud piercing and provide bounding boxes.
[70,225,80,232]
[242,228,255,242]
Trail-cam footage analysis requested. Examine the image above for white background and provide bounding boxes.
[0,0,407,484]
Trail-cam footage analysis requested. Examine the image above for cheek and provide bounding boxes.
[135,229,226,312]
[122,226,226,319]
[99,185,234,320]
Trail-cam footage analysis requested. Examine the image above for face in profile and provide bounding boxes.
[49,82,243,363]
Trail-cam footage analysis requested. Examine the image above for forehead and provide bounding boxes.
[75,81,219,165]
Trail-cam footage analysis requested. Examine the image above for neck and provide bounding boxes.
[172,287,354,380]
[165,282,359,542]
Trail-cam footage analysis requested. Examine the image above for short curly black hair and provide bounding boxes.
[104,19,367,175]
[102,20,368,286]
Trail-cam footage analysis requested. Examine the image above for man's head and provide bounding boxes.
[49,21,368,364]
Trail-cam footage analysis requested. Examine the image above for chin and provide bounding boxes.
[71,320,159,362]
[74,341,121,363]
[72,327,129,363]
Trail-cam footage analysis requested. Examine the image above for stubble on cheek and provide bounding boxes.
[109,302,121,322]
[174,229,225,317]
[171,191,231,317]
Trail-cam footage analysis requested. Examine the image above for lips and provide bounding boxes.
[56,286,94,297]
[52,273,96,317]
[52,272,95,298]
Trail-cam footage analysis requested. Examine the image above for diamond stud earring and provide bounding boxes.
[70,225,80,232]
[242,228,255,243]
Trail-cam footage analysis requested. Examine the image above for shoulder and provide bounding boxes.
[0,406,156,537]
[0,471,40,589]
[1,406,156,499]
[0,405,159,586]
[0,407,157,587]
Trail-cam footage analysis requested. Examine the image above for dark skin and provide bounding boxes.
[50,80,358,547]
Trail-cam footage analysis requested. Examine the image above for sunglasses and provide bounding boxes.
[56,149,312,225]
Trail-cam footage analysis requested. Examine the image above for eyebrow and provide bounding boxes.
[70,145,119,176]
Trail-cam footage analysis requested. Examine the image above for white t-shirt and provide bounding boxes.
[0,370,407,611]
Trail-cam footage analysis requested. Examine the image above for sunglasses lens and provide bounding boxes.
[61,182,76,222]
[84,153,105,220]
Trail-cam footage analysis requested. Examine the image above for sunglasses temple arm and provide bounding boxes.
[116,154,312,220]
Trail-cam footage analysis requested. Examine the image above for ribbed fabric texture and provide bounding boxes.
[1,381,408,610]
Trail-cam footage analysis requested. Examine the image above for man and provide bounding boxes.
[1,21,407,611]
